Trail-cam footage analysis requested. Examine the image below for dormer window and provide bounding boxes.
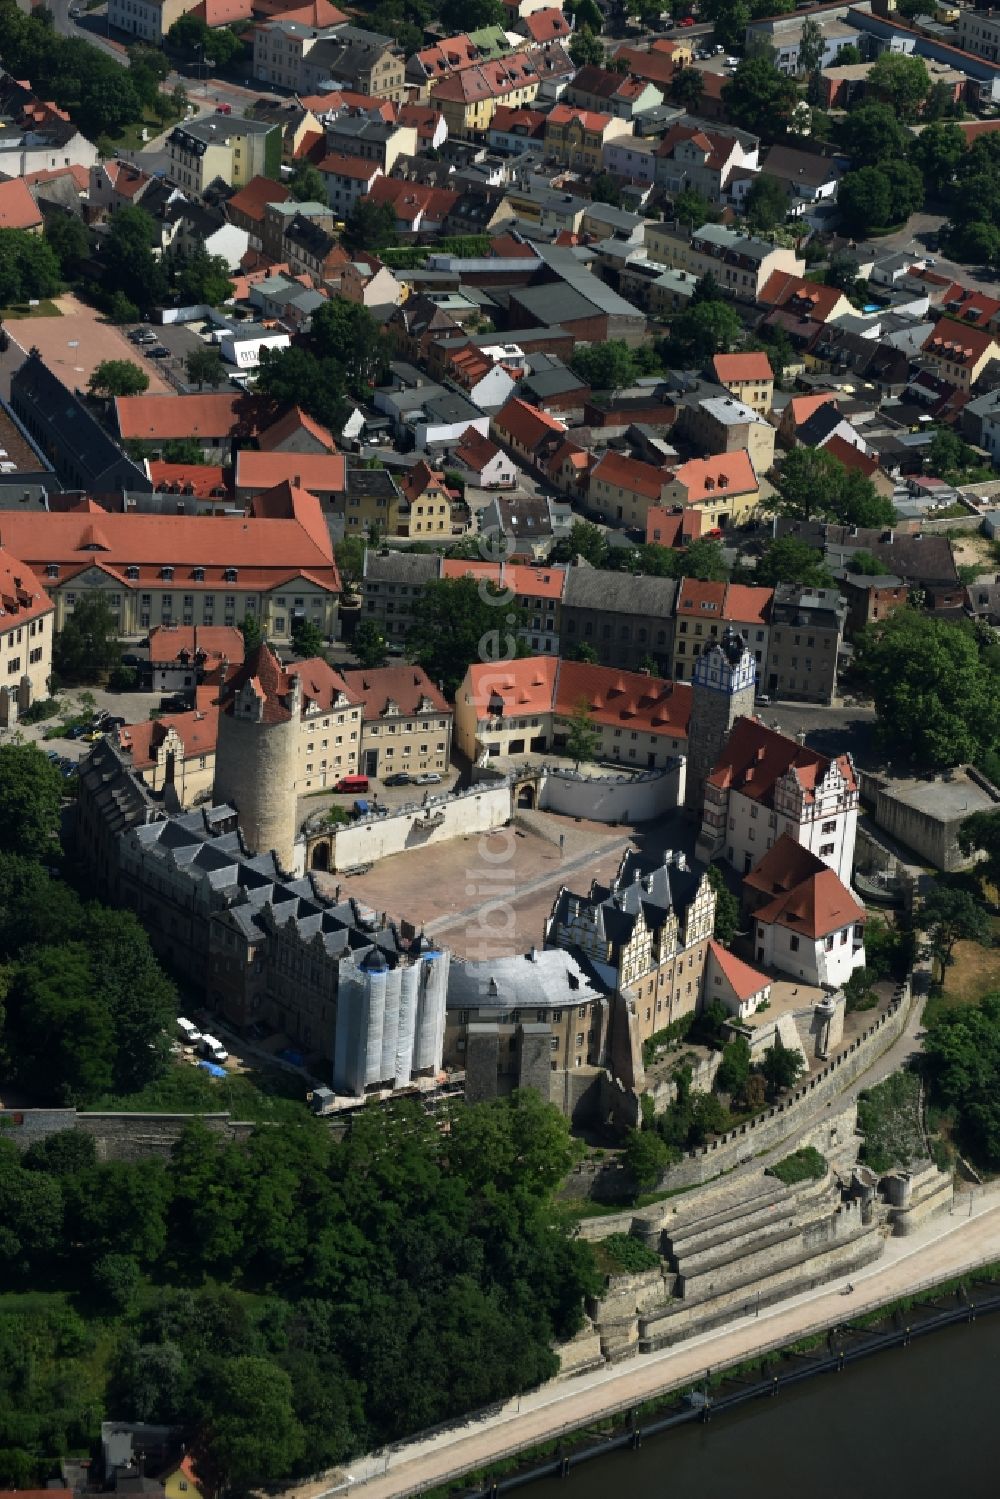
[126,565,140,581]
[224,567,238,583]
[46,563,58,579]
[193,566,205,582]
[161,565,174,581]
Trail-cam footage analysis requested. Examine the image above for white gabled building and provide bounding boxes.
[743,835,865,990]
[697,717,858,884]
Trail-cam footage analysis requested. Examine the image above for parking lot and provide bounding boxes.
[8,685,157,764]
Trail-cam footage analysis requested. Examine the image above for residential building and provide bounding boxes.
[406,26,512,92]
[678,392,776,475]
[398,460,453,538]
[560,564,677,674]
[712,351,774,416]
[166,117,281,194]
[758,270,855,325]
[660,449,761,531]
[317,152,382,214]
[704,939,771,1022]
[653,123,760,204]
[453,426,517,488]
[764,584,846,706]
[745,837,865,989]
[114,391,262,461]
[746,9,859,74]
[698,717,859,883]
[234,451,347,507]
[546,848,716,1054]
[671,580,772,684]
[341,664,452,779]
[587,450,669,529]
[442,559,565,654]
[565,64,663,119]
[258,405,337,456]
[323,116,417,172]
[0,545,54,727]
[956,6,1000,62]
[644,222,804,302]
[107,0,196,44]
[253,23,405,101]
[117,697,221,808]
[840,570,909,639]
[543,104,633,171]
[333,466,406,539]
[0,78,97,177]
[487,105,547,155]
[921,317,1000,391]
[430,53,541,135]
[492,395,566,466]
[0,176,42,232]
[455,655,692,767]
[758,143,841,214]
[147,624,245,696]
[361,547,442,642]
[477,492,571,558]
[0,489,340,643]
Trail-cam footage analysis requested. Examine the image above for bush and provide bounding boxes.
[642,1014,695,1066]
[598,1233,661,1275]
[108,665,138,691]
[770,1146,827,1185]
[857,1069,924,1173]
[20,697,60,725]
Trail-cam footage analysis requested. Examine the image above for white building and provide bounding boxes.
[699,718,858,884]
[334,945,450,1095]
[218,327,291,369]
[751,864,865,989]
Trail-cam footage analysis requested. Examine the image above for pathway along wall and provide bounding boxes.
[568,982,915,1228]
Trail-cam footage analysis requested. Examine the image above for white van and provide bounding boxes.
[177,1016,202,1045]
[199,1034,229,1064]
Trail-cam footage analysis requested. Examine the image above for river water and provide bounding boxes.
[516,1315,1000,1499]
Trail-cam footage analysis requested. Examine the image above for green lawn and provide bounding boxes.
[0,300,62,318]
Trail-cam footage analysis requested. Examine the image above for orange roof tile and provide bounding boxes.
[227,174,291,224]
[341,663,449,720]
[713,352,773,384]
[115,393,262,443]
[0,544,53,628]
[758,272,846,322]
[494,396,566,450]
[0,177,42,230]
[148,462,228,500]
[670,450,757,505]
[147,624,245,668]
[258,405,336,452]
[547,102,616,132]
[707,938,770,1003]
[744,833,827,900]
[645,505,702,547]
[318,152,383,180]
[707,718,856,805]
[823,433,880,479]
[591,449,667,502]
[119,702,220,769]
[754,868,864,941]
[522,7,571,42]
[921,316,999,369]
[465,655,559,719]
[785,391,837,429]
[442,558,566,600]
[236,450,346,494]
[555,660,691,737]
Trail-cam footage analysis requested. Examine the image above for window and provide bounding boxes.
[789,935,800,952]
[820,842,834,857]
[575,1032,584,1047]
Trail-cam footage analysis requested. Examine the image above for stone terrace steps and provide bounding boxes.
[670,1175,836,1279]
[665,1178,818,1259]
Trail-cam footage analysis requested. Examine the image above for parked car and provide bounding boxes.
[414,772,442,785]
[159,694,188,711]
[147,347,170,359]
[334,774,369,793]
[384,772,412,786]
[66,724,87,739]
[82,729,104,743]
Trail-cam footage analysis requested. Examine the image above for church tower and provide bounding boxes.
[213,642,301,873]
[684,626,757,815]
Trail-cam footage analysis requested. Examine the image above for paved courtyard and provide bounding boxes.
[321,810,636,960]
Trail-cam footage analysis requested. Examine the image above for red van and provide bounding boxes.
[334,774,369,793]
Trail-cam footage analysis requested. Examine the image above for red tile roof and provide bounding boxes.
[318,151,383,181]
[547,102,617,133]
[227,176,291,226]
[119,702,220,769]
[465,655,559,719]
[556,660,692,737]
[489,105,547,137]
[148,462,229,500]
[613,43,675,87]
[670,449,757,505]
[522,7,571,42]
[645,505,702,547]
[743,833,827,901]
[236,450,346,495]
[366,177,459,224]
[286,654,360,714]
[675,579,771,626]
[257,405,336,452]
[341,663,449,720]
[784,391,837,430]
[0,544,53,627]
[442,558,566,600]
[823,433,880,479]
[220,641,296,724]
[22,163,89,193]
[493,396,566,451]
[115,393,262,443]
[433,52,540,104]
[713,351,773,384]
[707,938,770,1003]
[921,316,999,370]
[758,272,846,322]
[754,867,864,941]
[148,623,245,669]
[707,718,855,805]
[591,449,667,501]
[454,425,503,470]
[0,177,42,230]
[568,64,646,101]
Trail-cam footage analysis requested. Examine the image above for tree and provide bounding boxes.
[174,248,232,307]
[716,1035,751,1096]
[568,0,604,31]
[879,158,925,222]
[4,943,115,1103]
[909,120,965,199]
[921,886,989,968]
[441,0,504,25]
[561,699,600,767]
[353,619,389,668]
[568,642,599,663]
[623,1127,671,1190]
[335,536,365,585]
[676,538,730,581]
[846,549,887,577]
[409,576,527,698]
[670,66,705,112]
[255,346,346,433]
[759,1036,805,1098]
[673,187,716,229]
[0,746,62,859]
[92,1252,140,1311]
[289,160,329,204]
[79,71,141,136]
[835,43,861,64]
[291,618,326,657]
[838,166,894,235]
[840,103,909,167]
[311,299,390,394]
[86,907,176,1094]
[44,212,90,279]
[101,205,168,311]
[0,228,61,305]
[772,446,895,528]
[928,425,988,482]
[706,863,739,943]
[184,346,226,390]
[570,340,636,392]
[925,992,1000,1165]
[745,173,789,232]
[855,610,1000,769]
[550,520,607,567]
[87,359,149,398]
[240,615,263,652]
[590,171,621,208]
[797,13,823,76]
[868,51,929,121]
[129,44,169,108]
[53,591,122,683]
[755,536,835,588]
[343,197,397,254]
[569,26,603,67]
[958,810,1000,894]
[723,55,800,139]
[666,298,742,362]
[194,1356,305,1496]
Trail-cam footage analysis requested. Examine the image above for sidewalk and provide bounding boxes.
[279,1184,1000,1499]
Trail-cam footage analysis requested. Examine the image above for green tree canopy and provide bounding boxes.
[755,536,835,588]
[53,591,122,683]
[745,173,789,232]
[409,576,528,697]
[867,51,929,120]
[186,346,227,389]
[43,212,90,279]
[570,339,637,392]
[840,103,909,166]
[88,359,149,398]
[173,248,233,307]
[624,1126,672,1189]
[921,885,989,968]
[343,197,397,254]
[289,160,329,204]
[561,699,600,766]
[353,618,389,668]
[101,205,168,311]
[0,228,61,306]
[670,66,705,112]
[255,346,346,434]
[909,120,965,199]
[855,610,1000,769]
[722,55,800,138]
[0,746,63,859]
[772,446,895,528]
[925,993,1000,1165]
[665,298,742,362]
[958,810,1000,893]
[569,26,604,67]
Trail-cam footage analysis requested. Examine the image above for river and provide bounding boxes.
[516,1315,1000,1499]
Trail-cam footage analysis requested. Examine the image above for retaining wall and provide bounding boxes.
[563,985,913,1208]
[538,764,683,823]
[0,1110,255,1159]
[326,783,512,870]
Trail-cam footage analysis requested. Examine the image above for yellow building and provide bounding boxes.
[711,351,774,416]
[166,117,281,194]
[431,53,540,135]
[399,460,453,537]
[542,104,632,171]
[660,450,761,531]
[0,545,54,727]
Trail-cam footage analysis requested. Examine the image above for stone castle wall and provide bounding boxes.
[0,1110,256,1160]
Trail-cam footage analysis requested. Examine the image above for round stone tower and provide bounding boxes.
[212,642,301,873]
[684,626,757,816]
